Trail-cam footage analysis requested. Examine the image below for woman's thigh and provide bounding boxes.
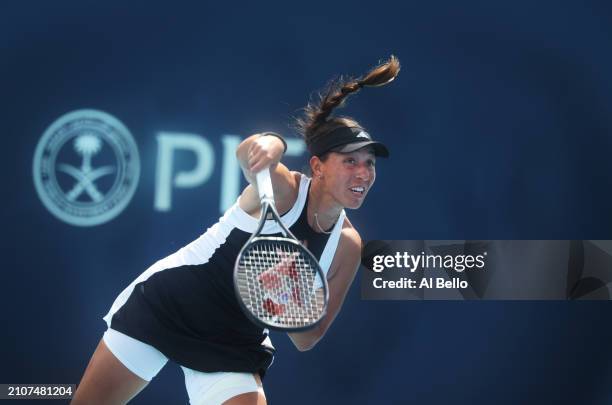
[223,373,266,405]
[71,339,149,404]
[182,368,266,405]
[223,390,266,405]
[72,329,168,404]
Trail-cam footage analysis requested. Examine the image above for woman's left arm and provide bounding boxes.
[288,224,362,351]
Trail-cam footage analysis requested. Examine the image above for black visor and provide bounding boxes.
[308,126,389,158]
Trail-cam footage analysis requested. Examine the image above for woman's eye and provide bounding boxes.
[345,158,355,164]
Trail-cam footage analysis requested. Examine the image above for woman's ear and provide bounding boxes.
[310,155,323,178]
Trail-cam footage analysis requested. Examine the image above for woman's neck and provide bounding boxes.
[307,179,342,233]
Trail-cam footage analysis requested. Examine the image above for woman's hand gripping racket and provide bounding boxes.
[234,167,329,331]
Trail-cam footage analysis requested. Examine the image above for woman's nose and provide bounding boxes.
[355,164,370,181]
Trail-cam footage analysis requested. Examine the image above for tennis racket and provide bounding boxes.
[234,167,329,331]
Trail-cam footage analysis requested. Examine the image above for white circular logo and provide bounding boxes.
[33,109,140,226]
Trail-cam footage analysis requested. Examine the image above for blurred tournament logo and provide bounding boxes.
[33,109,140,226]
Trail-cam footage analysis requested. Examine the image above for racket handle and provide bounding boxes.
[256,167,274,202]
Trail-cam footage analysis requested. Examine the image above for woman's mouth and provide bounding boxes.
[349,186,365,196]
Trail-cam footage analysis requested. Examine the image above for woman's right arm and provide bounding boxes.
[236,133,300,215]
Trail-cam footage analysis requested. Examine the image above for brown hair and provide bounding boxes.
[295,55,400,154]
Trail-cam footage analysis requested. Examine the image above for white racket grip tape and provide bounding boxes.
[256,167,274,201]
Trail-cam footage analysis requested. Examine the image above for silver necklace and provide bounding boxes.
[314,212,333,235]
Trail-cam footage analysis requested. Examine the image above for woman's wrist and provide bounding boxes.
[259,132,287,153]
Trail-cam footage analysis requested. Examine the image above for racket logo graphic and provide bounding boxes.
[33,109,140,226]
[258,250,310,316]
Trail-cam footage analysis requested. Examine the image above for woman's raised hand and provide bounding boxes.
[247,134,286,173]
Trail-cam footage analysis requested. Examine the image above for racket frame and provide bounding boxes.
[233,168,329,332]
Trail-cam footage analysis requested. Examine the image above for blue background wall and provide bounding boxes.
[2,1,612,404]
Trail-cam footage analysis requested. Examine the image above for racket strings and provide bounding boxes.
[236,241,325,328]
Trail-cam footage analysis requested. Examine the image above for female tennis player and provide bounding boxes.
[72,56,400,405]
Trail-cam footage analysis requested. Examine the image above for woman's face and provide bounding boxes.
[319,148,377,209]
